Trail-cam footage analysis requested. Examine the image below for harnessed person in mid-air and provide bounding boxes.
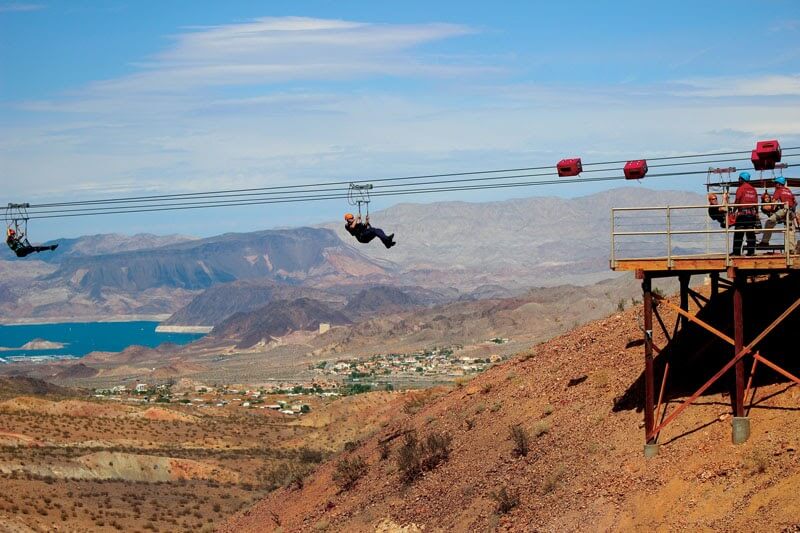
[5,227,58,258]
[344,213,396,249]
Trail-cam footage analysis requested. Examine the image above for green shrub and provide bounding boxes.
[332,456,368,491]
[532,420,551,438]
[298,447,325,464]
[379,442,391,461]
[491,486,519,514]
[509,424,529,457]
[396,430,452,484]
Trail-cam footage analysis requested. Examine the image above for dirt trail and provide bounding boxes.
[222,296,800,532]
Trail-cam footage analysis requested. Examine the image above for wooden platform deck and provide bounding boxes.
[612,254,799,273]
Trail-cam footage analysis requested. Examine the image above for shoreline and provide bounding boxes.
[0,315,173,326]
[155,325,213,334]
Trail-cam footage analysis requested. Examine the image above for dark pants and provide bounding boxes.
[732,214,759,256]
[10,243,55,258]
[708,207,726,228]
[356,227,393,248]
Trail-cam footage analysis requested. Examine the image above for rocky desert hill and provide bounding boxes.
[162,279,348,327]
[223,284,800,532]
[212,298,352,349]
[0,376,83,400]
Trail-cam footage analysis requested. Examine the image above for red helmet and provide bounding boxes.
[344,213,355,221]
[7,227,15,236]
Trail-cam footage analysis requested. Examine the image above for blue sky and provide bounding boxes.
[1,0,799,239]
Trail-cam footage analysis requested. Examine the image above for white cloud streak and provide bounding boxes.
[674,74,800,97]
[0,3,43,12]
[82,17,478,94]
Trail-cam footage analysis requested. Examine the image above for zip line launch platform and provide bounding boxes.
[611,194,799,456]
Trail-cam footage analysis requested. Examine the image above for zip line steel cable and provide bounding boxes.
[22,163,800,220]
[25,147,800,210]
[22,151,800,217]
[25,153,792,214]
[22,161,800,220]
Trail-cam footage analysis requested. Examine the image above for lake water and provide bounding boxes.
[0,321,205,361]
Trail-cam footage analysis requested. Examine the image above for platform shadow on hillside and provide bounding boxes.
[613,275,800,414]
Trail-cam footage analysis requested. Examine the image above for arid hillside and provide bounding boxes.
[0,379,415,533]
[223,287,800,532]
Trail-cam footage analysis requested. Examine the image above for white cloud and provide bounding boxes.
[79,17,478,94]
[674,74,800,97]
[0,3,43,12]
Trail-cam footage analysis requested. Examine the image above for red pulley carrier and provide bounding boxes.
[755,140,781,162]
[751,139,781,170]
[751,150,775,171]
[557,158,582,177]
[624,160,648,180]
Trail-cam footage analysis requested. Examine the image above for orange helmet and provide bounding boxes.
[6,228,15,236]
[344,213,354,221]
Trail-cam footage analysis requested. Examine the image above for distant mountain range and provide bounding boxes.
[325,187,703,286]
[0,227,390,320]
[0,187,705,323]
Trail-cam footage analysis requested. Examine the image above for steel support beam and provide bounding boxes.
[733,275,746,418]
[679,274,690,331]
[648,294,800,441]
[643,275,656,445]
[710,272,720,297]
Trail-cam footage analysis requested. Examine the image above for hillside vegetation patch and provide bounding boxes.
[396,430,452,484]
[509,424,530,457]
[332,456,368,491]
[491,486,520,514]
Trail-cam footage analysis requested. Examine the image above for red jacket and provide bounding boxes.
[774,185,796,210]
[734,182,758,214]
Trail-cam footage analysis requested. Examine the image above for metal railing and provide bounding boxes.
[611,202,797,268]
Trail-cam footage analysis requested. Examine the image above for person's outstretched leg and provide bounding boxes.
[356,229,377,244]
[370,227,395,248]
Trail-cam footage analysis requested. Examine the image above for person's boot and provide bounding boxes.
[50,244,59,251]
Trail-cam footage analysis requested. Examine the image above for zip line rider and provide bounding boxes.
[731,171,759,256]
[5,227,58,258]
[758,176,797,251]
[344,213,396,249]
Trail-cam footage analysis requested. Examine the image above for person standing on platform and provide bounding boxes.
[731,172,759,256]
[707,193,727,228]
[758,176,797,252]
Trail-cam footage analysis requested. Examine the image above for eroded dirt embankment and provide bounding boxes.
[222,286,800,532]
